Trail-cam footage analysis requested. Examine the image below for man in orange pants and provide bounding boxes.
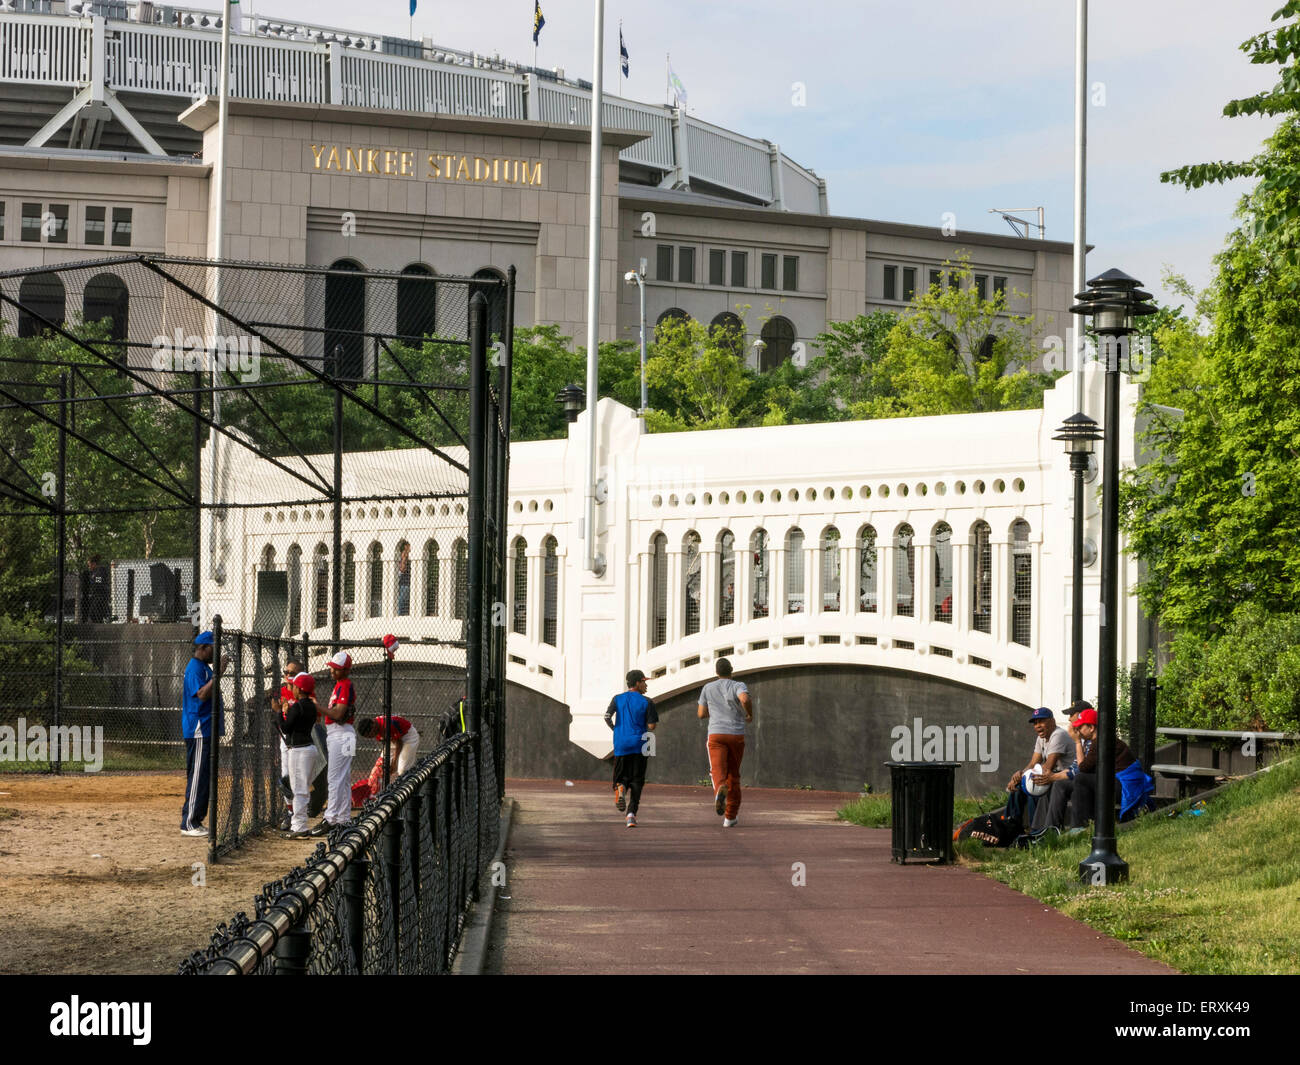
[697,657,752,827]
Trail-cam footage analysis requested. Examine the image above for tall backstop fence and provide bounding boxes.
[0,255,512,853]
[180,722,499,975]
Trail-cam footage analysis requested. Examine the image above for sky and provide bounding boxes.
[236,0,1284,308]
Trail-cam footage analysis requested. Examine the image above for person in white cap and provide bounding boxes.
[314,650,357,835]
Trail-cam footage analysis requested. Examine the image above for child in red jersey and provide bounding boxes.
[314,650,357,835]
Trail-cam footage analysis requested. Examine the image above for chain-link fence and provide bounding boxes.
[179,721,498,975]
[0,257,512,800]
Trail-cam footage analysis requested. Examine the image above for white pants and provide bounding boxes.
[325,724,356,825]
[285,745,316,832]
[388,728,420,777]
[279,738,292,809]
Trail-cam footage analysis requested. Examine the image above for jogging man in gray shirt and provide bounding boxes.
[697,657,752,827]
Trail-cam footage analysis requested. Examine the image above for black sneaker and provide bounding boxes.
[307,823,331,837]
[714,784,728,816]
[615,785,626,813]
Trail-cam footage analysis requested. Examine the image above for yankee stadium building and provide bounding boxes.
[0,2,1078,363]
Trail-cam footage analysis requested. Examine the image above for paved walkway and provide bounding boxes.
[485,779,1174,975]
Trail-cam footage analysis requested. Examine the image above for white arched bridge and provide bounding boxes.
[202,365,1145,762]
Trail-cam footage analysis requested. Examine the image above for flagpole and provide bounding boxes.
[209,0,233,590]
[583,0,605,577]
[1073,0,1088,407]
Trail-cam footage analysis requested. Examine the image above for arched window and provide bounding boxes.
[858,525,877,613]
[935,328,959,368]
[18,272,65,338]
[933,522,953,623]
[750,529,769,618]
[82,272,129,354]
[471,268,507,340]
[972,521,992,633]
[821,526,841,612]
[760,316,795,372]
[325,259,365,382]
[395,540,411,617]
[710,312,743,357]
[342,543,356,620]
[261,544,277,571]
[424,539,440,616]
[287,544,303,634]
[649,533,668,647]
[314,544,329,629]
[542,536,558,646]
[368,542,384,618]
[683,531,702,636]
[786,527,805,613]
[717,529,735,626]
[396,264,436,343]
[1011,519,1032,647]
[976,334,996,364]
[453,539,468,621]
[512,537,527,636]
[894,524,915,617]
[655,307,689,334]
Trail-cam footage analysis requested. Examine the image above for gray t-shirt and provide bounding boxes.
[699,678,749,735]
[1035,726,1076,773]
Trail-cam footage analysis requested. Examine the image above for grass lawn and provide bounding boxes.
[838,757,1300,975]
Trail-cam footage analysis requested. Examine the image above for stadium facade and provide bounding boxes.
[0,3,1077,364]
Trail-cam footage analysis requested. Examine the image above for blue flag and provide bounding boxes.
[533,1,545,45]
[620,27,629,77]
[410,0,416,15]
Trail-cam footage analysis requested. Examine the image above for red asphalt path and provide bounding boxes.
[485,779,1175,975]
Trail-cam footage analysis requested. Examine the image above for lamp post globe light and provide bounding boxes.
[1068,268,1157,885]
[557,382,586,424]
[1053,411,1102,707]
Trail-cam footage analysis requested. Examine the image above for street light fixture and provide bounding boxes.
[752,337,766,371]
[556,382,585,424]
[1069,267,1156,886]
[1054,412,1102,708]
[623,267,647,414]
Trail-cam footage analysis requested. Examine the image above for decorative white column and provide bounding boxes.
[993,537,1011,646]
[701,546,718,635]
[845,541,859,618]
[771,546,787,620]
[804,543,820,617]
[667,548,682,645]
[879,542,896,624]
[915,539,933,624]
[736,540,753,626]
[951,534,969,636]
[636,548,651,654]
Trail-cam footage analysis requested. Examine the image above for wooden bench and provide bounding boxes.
[1154,728,1300,799]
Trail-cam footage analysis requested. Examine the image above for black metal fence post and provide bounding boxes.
[53,373,66,774]
[273,917,312,974]
[383,816,402,968]
[341,856,368,972]
[207,614,223,860]
[383,652,393,790]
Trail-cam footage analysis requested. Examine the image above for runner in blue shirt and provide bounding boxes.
[604,670,658,828]
[180,631,226,836]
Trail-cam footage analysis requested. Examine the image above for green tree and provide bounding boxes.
[643,316,757,431]
[807,310,899,418]
[1160,1,1299,269]
[863,258,1057,418]
[1122,116,1300,639]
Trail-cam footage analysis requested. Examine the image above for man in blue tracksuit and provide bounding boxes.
[604,670,658,828]
[180,631,226,836]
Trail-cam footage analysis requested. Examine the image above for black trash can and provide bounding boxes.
[886,760,958,864]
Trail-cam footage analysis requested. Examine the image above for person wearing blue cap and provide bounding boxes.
[1002,706,1076,835]
[180,631,227,836]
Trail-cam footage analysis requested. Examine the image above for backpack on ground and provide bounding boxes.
[953,807,1021,847]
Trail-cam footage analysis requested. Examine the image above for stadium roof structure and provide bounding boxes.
[0,1,827,212]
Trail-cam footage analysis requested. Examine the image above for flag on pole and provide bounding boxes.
[620,25,629,78]
[668,61,687,108]
[410,0,416,16]
[533,1,545,46]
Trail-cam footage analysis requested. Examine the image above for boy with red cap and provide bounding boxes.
[315,650,357,836]
[359,713,421,778]
[280,673,321,838]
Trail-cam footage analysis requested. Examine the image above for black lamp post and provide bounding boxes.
[556,383,585,424]
[1054,412,1102,706]
[1069,268,1156,885]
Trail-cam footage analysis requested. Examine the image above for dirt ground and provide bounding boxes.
[0,772,322,975]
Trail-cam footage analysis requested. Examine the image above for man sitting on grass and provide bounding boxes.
[1038,704,1154,830]
[1003,706,1076,836]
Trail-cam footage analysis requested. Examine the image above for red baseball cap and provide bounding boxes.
[292,673,316,695]
[1073,707,1098,726]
